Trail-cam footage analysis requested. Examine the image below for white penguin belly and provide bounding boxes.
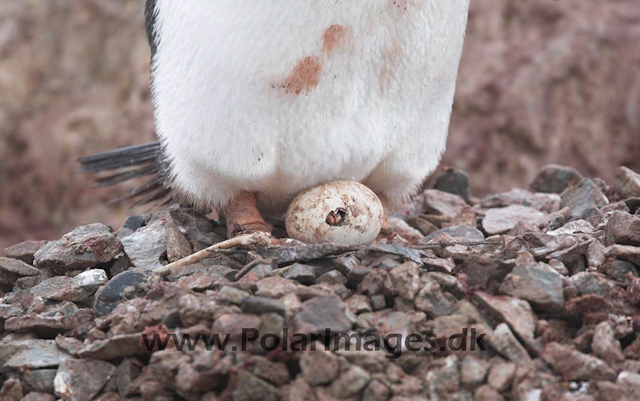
[152,0,470,212]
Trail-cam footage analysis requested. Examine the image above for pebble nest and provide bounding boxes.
[1,164,640,401]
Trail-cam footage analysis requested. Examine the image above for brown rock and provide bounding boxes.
[3,240,48,264]
[615,166,640,198]
[54,358,116,401]
[605,211,640,246]
[541,342,616,381]
[299,346,339,386]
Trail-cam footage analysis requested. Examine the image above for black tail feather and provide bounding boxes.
[79,141,173,208]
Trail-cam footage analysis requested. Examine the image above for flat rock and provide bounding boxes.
[284,263,316,285]
[77,333,145,360]
[592,321,624,363]
[482,205,546,235]
[605,244,640,266]
[34,224,122,274]
[3,240,47,264]
[120,218,168,271]
[0,339,70,371]
[299,346,339,385]
[423,189,469,218]
[255,277,301,298]
[481,189,561,213]
[499,263,564,312]
[232,370,278,401]
[389,261,421,301]
[30,269,108,302]
[474,292,537,351]
[0,257,40,286]
[542,342,616,381]
[330,365,371,399]
[415,277,458,317]
[54,358,116,401]
[615,166,640,198]
[488,323,533,368]
[530,164,583,194]
[294,295,351,334]
[560,178,609,218]
[240,296,286,316]
[425,225,485,242]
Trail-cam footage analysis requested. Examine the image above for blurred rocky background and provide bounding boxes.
[0,0,639,249]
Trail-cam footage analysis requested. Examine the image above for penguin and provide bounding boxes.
[80,0,470,240]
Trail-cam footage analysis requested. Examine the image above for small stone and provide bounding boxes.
[21,392,55,401]
[530,165,583,194]
[299,346,339,385]
[605,211,640,246]
[20,369,57,394]
[362,379,392,401]
[54,359,116,401]
[93,270,159,316]
[77,333,144,360]
[487,360,516,391]
[425,225,485,242]
[592,321,625,363]
[30,269,108,302]
[607,260,638,280]
[0,378,23,401]
[615,166,640,198]
[164,219,192,262]
[120,218,167,270]
[605,245,640,266]
[316,270,347,286]
[427,355,461,396]
[460,356,489,388]
[284,263,316,285]
[560,178,609,218]
[232,371,278,401]
[433,168,471,203]
[499,263,564,312]
[423,189,469,218]
[371,294,387,311]
[329,365,371,399]
[116,358,142,397]
[0,257,40,286]
[389,261,421,301]
[34,224,122,274]
[255,277,300,298]
[542,342,616,381]
[415,278,457,317]
[1,339,70,371]
[294,295,351,333]
[474,292,537,350]
[241,296,286,316]
[567,272,617,298]
[482,205,546,235]
[481,189,561,213]
[216,286,250,304]
[488,324,533,368]
[345,294,372,314]
[474,385,505,401]
[3,240,48,264]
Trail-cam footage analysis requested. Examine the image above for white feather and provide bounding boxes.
[151,0,470,213]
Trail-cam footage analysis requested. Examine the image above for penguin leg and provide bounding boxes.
[376,194,427,246]
[224,192,271,238]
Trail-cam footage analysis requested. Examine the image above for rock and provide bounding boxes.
[241,296,286,317]
[120,218,167,270]
[284,263,316,285]
[592,321,625,363]
[20,369,57,394]
[605,211,640,246]
[255,277,301,298]
[216,286,250,304]
[299,346,339,385]
[0,257,40,286]
[415,277,458,318]
[427,355,461,396]
[4,301,85,334]
[530,165,583,194]
[474,292,537,350]
[487,360,516,392]
[93,270,159,316]
[425,225,485,242]
[487,324,533,368]
[423,189,469,218]
[560,178,609,218]
[474,385,505,401]
[605,245,640,266]
[389,261,421,301]
[232,371,278,401]
[0,378,23,401]
[22,392,55,401]
[371,294,387,311]
[567,272,617,298]
[499,263,564,312]
[482,205,546,235]
[4,240,48,264]
[164,219,192,262]
[615,166,640,198]
[433,168,471,203]
[460,356,490,388]
[34,224,122,274]
[607,260,638,280]
[316,270,347,286]
[294,295,351,333]
[542,342,616,381]
[481,189,561,213]
[362,380,392,401]
[329,365,371,399]
[76,333,145,360]
[54,359,116,401]
[0,339,70,371]
[30,269,108,302]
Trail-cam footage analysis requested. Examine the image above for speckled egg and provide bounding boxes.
[285,181,384,245]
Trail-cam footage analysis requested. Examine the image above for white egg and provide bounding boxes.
[285,181,384,246]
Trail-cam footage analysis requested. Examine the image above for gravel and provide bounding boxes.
[1,165,640,400]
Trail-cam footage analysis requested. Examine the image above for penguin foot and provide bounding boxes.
[224,192,272,239]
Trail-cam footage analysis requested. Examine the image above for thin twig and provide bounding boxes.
[155,232,272,277]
